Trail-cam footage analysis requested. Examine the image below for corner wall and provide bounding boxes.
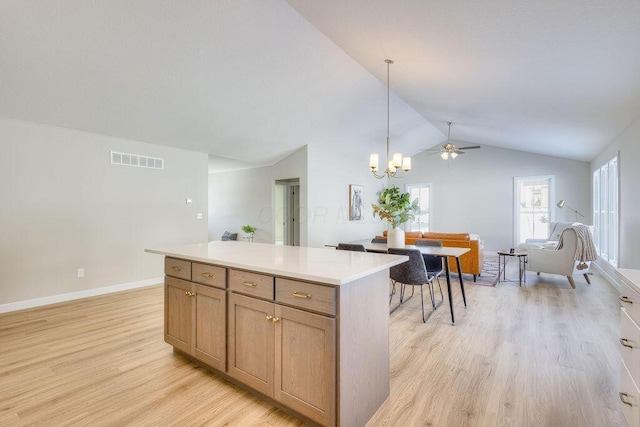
[0,118,208,307]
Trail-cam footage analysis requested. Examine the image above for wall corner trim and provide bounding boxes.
[0,277,163,314]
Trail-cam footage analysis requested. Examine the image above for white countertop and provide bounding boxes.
[618,268,640,292]
[146,241,408,286]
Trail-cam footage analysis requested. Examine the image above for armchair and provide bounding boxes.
[525,227,592,288]
[520,221,575,250]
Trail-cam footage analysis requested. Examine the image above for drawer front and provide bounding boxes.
[192,262,226,289]
[276,278,336,316]
[621,281,640,325]
[621,308,640,386]
[165,257,191,280]
[229,269,274,300]
[620,360,640,427]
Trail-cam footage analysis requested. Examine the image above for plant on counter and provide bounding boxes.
[241,225,257,241]
[371,186,419,228]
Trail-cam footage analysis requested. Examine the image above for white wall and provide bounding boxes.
[393,145,591,251]
[591,115,640,271]
[0,118,208,307]
[208,146,308,244]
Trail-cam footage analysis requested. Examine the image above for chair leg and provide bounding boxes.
[567,276,576,289]
[584,273,591,284]
[420,285,426,323]
[390,280,396,305]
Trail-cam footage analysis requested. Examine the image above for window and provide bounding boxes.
[514,176,555,245]
[406,183,431,233]
[593,156,618,266]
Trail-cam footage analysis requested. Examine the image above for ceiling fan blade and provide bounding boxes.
[452,150,466,154]
[457,145,481,150]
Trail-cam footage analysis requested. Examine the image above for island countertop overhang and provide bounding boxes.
[145,241,407,286]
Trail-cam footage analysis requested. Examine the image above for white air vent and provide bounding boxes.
[110,151,164,170]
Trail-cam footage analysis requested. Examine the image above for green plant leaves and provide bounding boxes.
[371,186,420,228]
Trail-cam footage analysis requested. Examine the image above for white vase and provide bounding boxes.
[387,227,405,248]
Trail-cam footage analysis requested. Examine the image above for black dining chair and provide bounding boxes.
[414,240,444,309]
[388,248,436,323]
[371,237,387,244]
[336,243,366,252]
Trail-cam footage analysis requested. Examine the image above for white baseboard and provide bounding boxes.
[0,277,164,314]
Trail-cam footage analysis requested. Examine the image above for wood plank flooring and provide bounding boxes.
[0,264,626,426]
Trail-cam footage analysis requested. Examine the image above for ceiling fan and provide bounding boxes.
[426,122,481,159]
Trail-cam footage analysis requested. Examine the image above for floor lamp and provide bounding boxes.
[556,199,584,222]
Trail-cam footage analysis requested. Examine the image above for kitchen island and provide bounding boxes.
[145,241,407,427]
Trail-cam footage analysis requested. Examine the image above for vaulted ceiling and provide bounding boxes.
[2,0,639,170]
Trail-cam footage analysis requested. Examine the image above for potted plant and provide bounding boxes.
[371,186,420,248]
[241,225,257,242]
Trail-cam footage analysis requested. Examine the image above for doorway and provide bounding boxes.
[275,178,300,246]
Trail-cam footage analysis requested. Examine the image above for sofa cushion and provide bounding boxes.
[422,232,470,241]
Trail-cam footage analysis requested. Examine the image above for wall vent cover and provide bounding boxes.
[110,151,164,169]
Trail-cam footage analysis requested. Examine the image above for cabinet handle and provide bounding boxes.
[620,338,634,349]
[201,273,214,278]
[266,315,273,321]
[292,291,311,299]
[620,296,633,304]
[184,291,194,297]
[243,281,257,287]
[620,392,634,407]
[271,317,280,323]
[171,266,182,271]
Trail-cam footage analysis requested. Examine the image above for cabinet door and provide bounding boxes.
[228,293,275,397]
[165,277,193,354]
[194,284,226,371]
[274,305,336,426]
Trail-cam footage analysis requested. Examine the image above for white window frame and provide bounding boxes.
[593,155,619,266]
[406,183,432,233]
[513,175,555,246]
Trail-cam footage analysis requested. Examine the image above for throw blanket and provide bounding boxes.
[557,225,598,262]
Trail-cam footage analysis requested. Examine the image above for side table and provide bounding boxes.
[497,250,528,286]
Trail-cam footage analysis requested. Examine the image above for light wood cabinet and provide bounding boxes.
[155,250,394,427]
[228,289,336,426]
[274,304,335,426]
[227,292,275,396]
[619,268,640,426]
[165,264,226,372]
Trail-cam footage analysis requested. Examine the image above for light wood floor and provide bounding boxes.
[0,265,626,426]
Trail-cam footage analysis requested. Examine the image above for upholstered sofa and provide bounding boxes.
[378,231,485,281]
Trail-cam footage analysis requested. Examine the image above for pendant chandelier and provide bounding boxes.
[369,59,411,179]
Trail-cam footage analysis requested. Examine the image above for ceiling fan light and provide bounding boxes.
[441,151,449,160]
[451,152,458,159]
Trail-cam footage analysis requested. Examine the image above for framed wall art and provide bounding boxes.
[349,184,364,221]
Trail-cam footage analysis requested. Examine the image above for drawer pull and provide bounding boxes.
[201,272,214,278]
[292,291,311,299]
[620,392,634,407]
[620,338,634,349]
[620,296,633,304]
[266,315,273,321]
[184,291,194,297]
[243,281,257,287]
[271,317,280,323]
[171,266,183,271]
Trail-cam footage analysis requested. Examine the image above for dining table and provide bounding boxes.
[344,240,470,323]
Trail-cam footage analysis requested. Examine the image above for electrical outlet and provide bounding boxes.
[77,268,85,278]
